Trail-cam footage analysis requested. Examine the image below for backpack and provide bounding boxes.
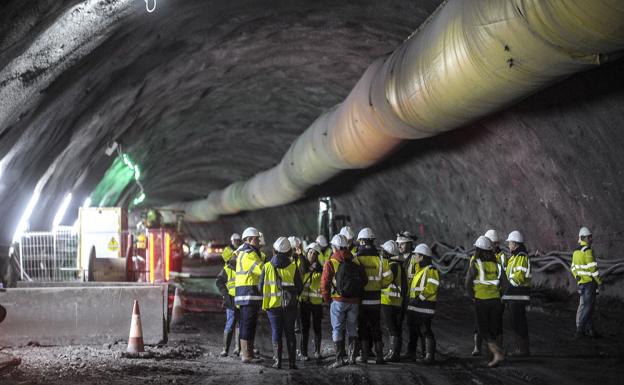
[335,259,365,298]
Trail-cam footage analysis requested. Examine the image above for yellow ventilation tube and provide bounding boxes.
[175,0,624,221]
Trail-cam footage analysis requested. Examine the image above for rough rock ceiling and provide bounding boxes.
[1,0,623,259]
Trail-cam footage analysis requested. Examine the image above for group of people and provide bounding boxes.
[215,225,602,370]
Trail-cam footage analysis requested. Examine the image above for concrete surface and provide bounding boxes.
[0,285,168,346]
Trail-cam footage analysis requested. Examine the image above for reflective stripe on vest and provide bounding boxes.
[301,270,323,305]
[472,258,502,300]
[473,259,501,286]
[381,273,402,305]
[407,305,435,315]
[225,265,236,297]
[262,262,297,310]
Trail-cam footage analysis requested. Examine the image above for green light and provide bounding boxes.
[134,165,140,180]
[133,192,146,205]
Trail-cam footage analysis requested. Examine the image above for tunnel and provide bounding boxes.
[1,0,624,384]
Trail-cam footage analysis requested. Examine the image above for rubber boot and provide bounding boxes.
[423,337,435,365]
[374,341,385,365]
[288,337,298,369]
[347,337,357,365]
[384,336,400,362]
[313,333,322,360]
[508,335,530,357]
[487,341,505,367]
[220,331,233,357]
[240,340,252,363]
[272,342,282,369]
[329,340,345,368]
[384,336,395,362]
[339,330,347,357]
[251,338,260,356]
[471,333,482,356]
[299,331,309,361]
[233,327,240,356]
[401,340,417,360]
[249,340,263,363]
[359,340,369,365]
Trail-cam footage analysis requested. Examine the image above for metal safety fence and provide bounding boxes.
[18,226,80,281]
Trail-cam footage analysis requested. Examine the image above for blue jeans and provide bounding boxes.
[330,301,359,342]
[577,282,596,333]
[267,307,298,344]
[224,307,239,333]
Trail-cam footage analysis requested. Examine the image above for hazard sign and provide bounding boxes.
[108,237,119,252]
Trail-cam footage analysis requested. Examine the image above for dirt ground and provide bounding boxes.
[1,286,623,385]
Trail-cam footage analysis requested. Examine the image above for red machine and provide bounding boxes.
[129,227,182,283]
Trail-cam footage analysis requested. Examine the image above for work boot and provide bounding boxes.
[240,340,252,363]
[508,336,530,357]
[347,337,357,365]
[313,333,322,360]
[299,331,309,361]
[329,340,345,368]
[471,332,482,356]
[272,342,282,369]
[374,341,385,365]
[358,340,369,365]
[233,328,241,356]
[288,338,298,369]
[422,337,435,365]
[401,340,417,360]
[220,331,233,357]
[486,341,505,367]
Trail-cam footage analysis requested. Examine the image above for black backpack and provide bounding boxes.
[335,259,365,298]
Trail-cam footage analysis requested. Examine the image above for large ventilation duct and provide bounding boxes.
[174,0,624,221]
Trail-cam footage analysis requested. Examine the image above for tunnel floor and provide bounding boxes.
[1,287,623,385]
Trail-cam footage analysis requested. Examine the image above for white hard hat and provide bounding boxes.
[396,231,413,243]
[273,237,291,253]
[258,232,266,246]
[231,233,241,241]
[305,242,322,254]
[484,229,498,243]
[288,236,302,248]
[357,227,375,240]
[330,234,348,248]
[242,227,259,240]
[339,226,355,241]
[474,235,493,251]
[414,243,432,257]
[382,240,399,256]
[579,227,592,238]
[315,235,328,248]
[506,230,524,243]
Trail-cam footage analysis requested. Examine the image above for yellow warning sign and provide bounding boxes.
[108,237,119,252]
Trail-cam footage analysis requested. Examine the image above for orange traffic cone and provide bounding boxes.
[127,300,145,353]
[170,287,184,327]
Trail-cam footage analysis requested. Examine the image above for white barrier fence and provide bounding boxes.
[18,226,80,281]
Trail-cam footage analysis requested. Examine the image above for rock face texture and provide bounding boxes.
[1,0,623,262]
